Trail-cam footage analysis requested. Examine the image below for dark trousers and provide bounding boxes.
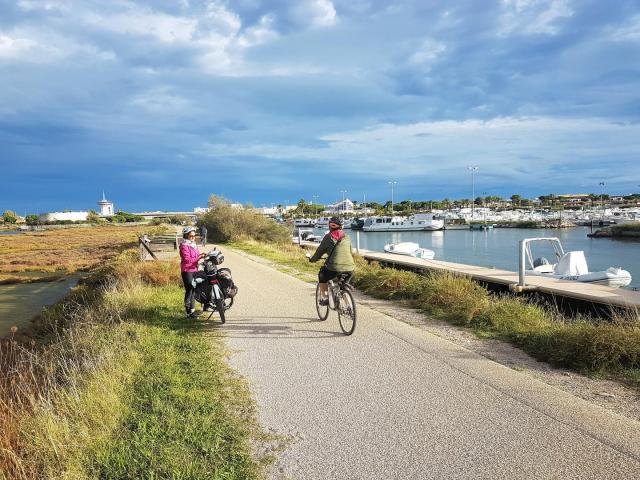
[181,271,196,312]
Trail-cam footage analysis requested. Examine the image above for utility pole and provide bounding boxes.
[599,181,605,220]
[467,166,479,221]
[388,181,397,215]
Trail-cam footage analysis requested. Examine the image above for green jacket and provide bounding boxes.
[309,233,356,272]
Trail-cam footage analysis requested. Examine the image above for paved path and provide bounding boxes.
[217,247,640,479]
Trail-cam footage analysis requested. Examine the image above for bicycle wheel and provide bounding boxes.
[315,283,329,321]
[216,298,226,324]
[337,289,356,335]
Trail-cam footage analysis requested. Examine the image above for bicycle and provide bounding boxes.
[315,272,357,335]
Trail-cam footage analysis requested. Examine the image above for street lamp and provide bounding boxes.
[388,181,397,215]
[340,190,347,216]
[467,166,479,220]
[599,181,605,218]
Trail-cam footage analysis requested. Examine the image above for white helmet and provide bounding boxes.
[182,226,197,237]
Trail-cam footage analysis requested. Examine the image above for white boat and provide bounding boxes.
[315,217,330,228]
[523,237,632,288]
[363,214,444,232]
[383,242,435,259]
[294,218,315,227]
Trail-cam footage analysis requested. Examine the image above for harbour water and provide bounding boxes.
[312,226,640,290]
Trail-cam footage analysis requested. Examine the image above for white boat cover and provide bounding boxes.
[554,251,589,276]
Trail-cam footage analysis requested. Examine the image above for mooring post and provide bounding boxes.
[518,239,526,287]
[356,230,360,254]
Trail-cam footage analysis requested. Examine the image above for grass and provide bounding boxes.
[0,224,172,282]
[1,252,268,479]
[228,239,640,387]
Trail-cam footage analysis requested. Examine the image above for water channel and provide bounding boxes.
[0,276,79,336]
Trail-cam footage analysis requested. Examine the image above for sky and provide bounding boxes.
[1,0,640,213]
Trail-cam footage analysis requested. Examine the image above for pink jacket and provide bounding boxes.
[179,241,200,272]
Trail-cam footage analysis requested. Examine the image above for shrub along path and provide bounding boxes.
[215,247,640,479]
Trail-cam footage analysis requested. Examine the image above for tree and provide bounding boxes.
[25,214,40,225]
[510,194,521,207]
[87,209,101,223]
[2,210,17,224]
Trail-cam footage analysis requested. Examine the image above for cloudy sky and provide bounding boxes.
[1,0,639,213]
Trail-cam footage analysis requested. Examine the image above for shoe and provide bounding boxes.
[203,303,214,312]
[318,298,329,306]
[187,310,202,318]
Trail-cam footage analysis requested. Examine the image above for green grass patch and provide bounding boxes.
[95,286,262,480]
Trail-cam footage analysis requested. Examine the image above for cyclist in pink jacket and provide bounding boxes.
[180,226,207,317]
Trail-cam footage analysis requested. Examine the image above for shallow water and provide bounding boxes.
[0,276,79,336]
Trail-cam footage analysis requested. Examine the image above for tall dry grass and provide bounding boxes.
[0,253,176,479]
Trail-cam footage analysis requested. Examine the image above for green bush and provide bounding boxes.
[477,296,552,333]
[354,261,428,301]
[522,321,640,370]
[420,272,490,323]
[202,195,290,243]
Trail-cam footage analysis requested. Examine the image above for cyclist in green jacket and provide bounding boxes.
[307,217,356,305]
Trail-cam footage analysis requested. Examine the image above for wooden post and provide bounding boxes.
[139,236,158,260]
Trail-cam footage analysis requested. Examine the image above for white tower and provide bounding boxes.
[98,191,114,216]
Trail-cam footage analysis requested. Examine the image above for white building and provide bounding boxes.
[98,191,114,216]
[326,199,354,214]
[38,211,88,222]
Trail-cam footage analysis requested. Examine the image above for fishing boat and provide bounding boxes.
[383,242,435,259]
[522,237,632,288]
[363,214,444,232]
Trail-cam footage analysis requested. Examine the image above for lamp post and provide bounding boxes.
[467,166,479,220]
[388,181,397,215]
[340,190,347,216]
[599,181,605,219]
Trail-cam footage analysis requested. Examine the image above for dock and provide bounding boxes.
[297,240,640,311]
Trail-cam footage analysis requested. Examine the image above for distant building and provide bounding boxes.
[39,211,88,222]
[98,191,114,216]
[326,199,354,214]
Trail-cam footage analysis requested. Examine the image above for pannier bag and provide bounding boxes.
[217,268,238,298]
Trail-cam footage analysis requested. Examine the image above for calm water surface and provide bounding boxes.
[313,227,640,290]
[0,276,79,336]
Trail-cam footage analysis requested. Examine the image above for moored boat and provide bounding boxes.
[363,214,444,232]
[523,238,632,288]
[383,242,435,259]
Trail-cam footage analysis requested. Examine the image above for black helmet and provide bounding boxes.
[328,216,343,227]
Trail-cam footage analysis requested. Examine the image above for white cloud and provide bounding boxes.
[499,0,573,36]
[609,15,640,42]
[408,39,446,67]
[129,88,191,114]
[289,0,338,28]
[0,28,115,63]
[0,33,38,58]
[84,10,198,44]
[198,117,640,181]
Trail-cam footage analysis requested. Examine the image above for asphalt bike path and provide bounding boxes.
[216,247,640,479]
